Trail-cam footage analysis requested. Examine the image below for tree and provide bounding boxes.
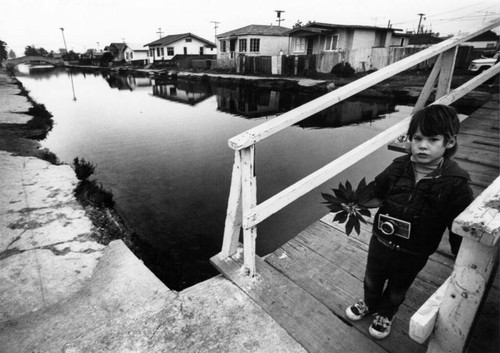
[25,45,39,56]
[8,49,16,59]
[0,40,7,62]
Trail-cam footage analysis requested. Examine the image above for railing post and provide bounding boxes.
[427,176,500,353]
[413,54,443,113]
[241,146,257,276]
[220,151,243,257]
[436,47,458,99]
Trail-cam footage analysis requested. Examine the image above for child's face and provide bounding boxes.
[410,127,455,164]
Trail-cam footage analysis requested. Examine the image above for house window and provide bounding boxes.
[130,52,133,59]
[294,37,306,52]
[250,38,260,52]
[185,38,192,42]
[324,35,338,51]
[157,48,161,57]
[150,49,154,57]
[167,47,174,56]
[220,40,227,52]
[161,48,165,56]
[239,39,247,52]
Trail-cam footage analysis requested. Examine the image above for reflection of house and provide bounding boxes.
[152,80,213,105]
[287,22,401,55]
[104,73,152,91]
[216,24,291,60]
[216,87,281,118]
[144,33,216,63]
[298,99,396,128]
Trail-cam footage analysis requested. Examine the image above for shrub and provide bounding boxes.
[75,180,114,208]
[72,157,95,180]
[331,62,355,77]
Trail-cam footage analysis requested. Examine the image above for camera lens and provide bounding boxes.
[380,221,395,235]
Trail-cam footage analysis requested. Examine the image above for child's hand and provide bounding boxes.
[321,178,380,236]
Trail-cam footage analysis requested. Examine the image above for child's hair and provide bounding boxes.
[407,104,460,157]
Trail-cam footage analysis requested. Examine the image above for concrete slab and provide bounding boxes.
[0,241,306,353]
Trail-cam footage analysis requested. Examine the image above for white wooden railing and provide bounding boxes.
[213,19,499,351]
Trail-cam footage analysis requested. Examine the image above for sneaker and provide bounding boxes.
[369,315,393,339]
[345,299,371,321]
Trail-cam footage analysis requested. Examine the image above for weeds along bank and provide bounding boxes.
[0,68,165,284]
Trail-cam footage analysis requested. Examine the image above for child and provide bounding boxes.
[345,104,473,339]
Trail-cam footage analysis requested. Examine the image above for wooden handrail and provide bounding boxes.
[228,18,500,151]
[218,19,500,275]
[243,63,500,229]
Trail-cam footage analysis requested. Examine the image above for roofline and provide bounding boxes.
[286,22,402,35]
[144,33,216,47]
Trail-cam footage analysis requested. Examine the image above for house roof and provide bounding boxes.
[467,30,499,42]
[286,22,401,36]
[144,33,215,47]
[217,24,291,38]
[408,33,444,45]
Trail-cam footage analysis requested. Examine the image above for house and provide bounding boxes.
[286,22,401,55]
[104,43,133,62]
[465,30,499,50]
[407,33,444,47]
[390,31,411,47]
[216,24,291,60]
[127,44,149,65]
[144,33,216,64]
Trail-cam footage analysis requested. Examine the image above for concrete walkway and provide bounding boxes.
[0,69,305,352]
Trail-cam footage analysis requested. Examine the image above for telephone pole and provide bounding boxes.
[156,27,163,39]
[417,13,425,34]
[210,21,220,43]
[275,10,285,26]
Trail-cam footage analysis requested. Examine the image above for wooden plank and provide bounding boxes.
[221,151,243,257]
[413,54,442,112]
[436,47,457,99]
[228,18,500,150]
[242,70,500,230]
[265,238,428,353]
[452,176,500,246]
[210,250,387,353]
[428,239,498,353]
[454,148,499,168]
[240,147,257,275]
[409,277,451,344]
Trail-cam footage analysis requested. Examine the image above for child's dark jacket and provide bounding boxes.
[372,154,473,256]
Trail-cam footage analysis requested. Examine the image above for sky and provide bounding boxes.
[2,0,499,55]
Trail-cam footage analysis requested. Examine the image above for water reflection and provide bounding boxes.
[18,69,410,290]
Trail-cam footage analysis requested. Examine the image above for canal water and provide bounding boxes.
[17,67,410,290]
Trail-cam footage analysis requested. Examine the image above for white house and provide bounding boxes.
[104,43,133,62]
[286,22,401,55]
[144,33,216,63]
[465,30,499,49]
[216,24,291,60]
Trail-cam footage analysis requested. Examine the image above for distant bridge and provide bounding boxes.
[6,56,64,67]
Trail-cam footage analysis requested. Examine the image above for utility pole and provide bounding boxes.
[210,21,220,44]
[97,42,100,52]
[417,13,425,34]
[275,10,285,26]
[157,27,163,39]
[60,27,68,53]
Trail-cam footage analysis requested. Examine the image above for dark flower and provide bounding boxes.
[321,178,380,236]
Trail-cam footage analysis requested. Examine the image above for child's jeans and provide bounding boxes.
[364,235,429,319]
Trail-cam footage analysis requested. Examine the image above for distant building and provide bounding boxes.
[216,24,291,60]
[286,22,402,55]
[144,33,216,64]
[104,43,133,62]
[465,30,499,49]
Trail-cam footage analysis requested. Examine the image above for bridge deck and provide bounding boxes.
[212,93,499,353]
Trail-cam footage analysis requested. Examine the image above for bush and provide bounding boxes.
[75,180,114,208]
[331,62,355,77]
[72,157,95,180]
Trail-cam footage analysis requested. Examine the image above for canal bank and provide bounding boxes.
[0,68,307,352]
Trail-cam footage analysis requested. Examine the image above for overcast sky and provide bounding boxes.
[2,0,499,55]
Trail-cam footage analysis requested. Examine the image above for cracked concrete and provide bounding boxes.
[0,68,306,352]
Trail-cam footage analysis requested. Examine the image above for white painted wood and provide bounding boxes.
[412,55,443,113]
[228,18,500,151]
[240,147,257,276]
[221,151,243,257]
[241,69,499,229]
[409,277,451,344]
[452,175,500,246]
[427,238,498,353]
[436,47,458,99]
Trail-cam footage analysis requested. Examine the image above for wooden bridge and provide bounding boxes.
[5,56,64,68]
[211,19,500,353]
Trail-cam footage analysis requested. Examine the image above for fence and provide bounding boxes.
[214,45,476,76]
